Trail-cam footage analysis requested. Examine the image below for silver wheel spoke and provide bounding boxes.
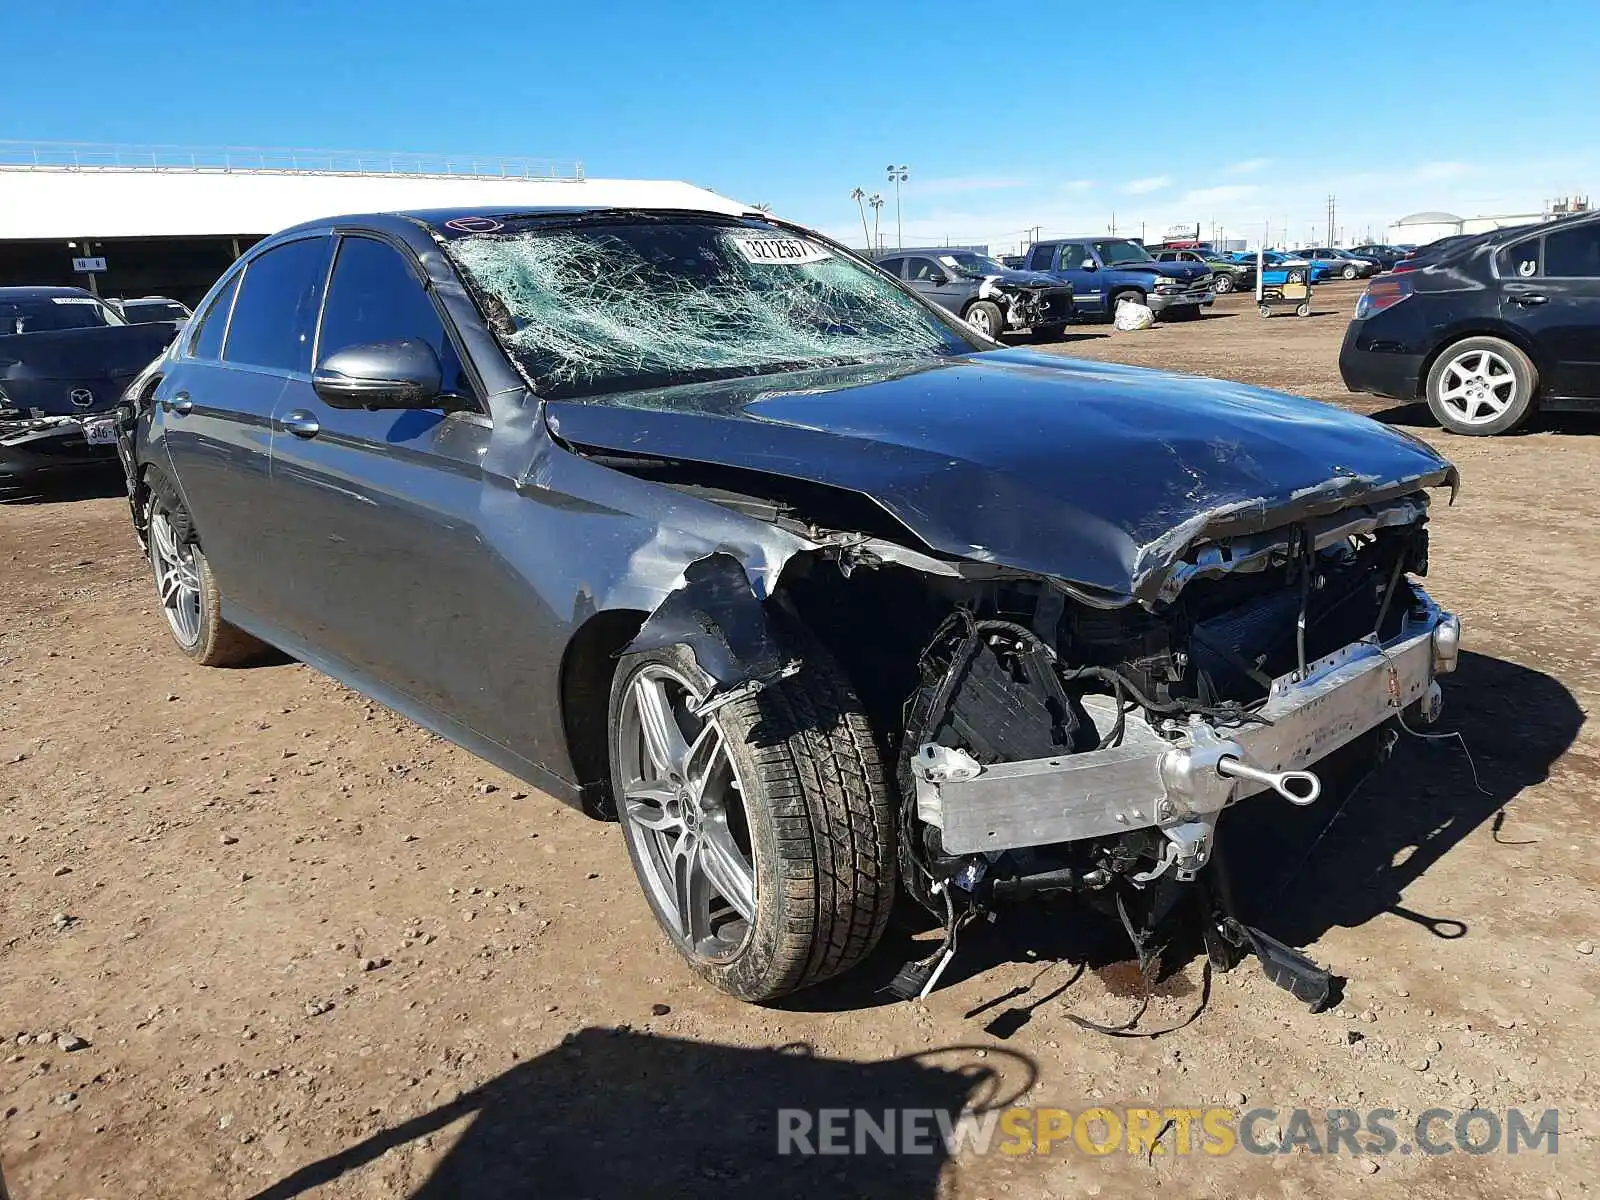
[699,819,757,922]
[632,675,689,778]
[668,830,711,944]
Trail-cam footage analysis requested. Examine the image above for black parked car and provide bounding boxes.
[1340,212,1600,434]
[1,286,178,488]
[120,205,1463,1004]
[874,250,1073,338]
[1348,244,1407,271]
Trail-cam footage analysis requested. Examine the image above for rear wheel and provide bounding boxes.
[963,300,1005,339]
[144,479,268,666]
[1342,263,1359,279]
[1425,336,1537,436]
[608,636,895,1002]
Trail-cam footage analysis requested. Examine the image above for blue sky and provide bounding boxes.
[1,0,1592,251]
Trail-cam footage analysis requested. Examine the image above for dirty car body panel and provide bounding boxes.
[125,204,1462,997]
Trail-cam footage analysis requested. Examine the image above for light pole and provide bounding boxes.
[886,165,909,249]
[868,193,885,254]
[850,187,871,251]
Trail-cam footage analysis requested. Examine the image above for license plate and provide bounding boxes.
[82,417,119,446]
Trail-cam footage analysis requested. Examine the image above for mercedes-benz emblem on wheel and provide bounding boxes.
[69,388,95,408]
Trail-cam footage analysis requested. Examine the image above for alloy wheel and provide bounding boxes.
[966,308,995,336]
[616,664,757,961]
[149,507,202,648]
[1437,349,1518,426]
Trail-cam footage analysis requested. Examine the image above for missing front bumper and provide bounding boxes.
[912,589,1459,870]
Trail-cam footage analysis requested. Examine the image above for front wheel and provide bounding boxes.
[1342,263,1358,279]
[144,479,268,666]
[963,300,1005,339]
[1212,273,1234,294]
[1425,336,1537,436]
[608,637,895,1002]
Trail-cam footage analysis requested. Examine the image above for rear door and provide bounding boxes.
[1499,223,1600,399]
[261,232,520,742]
[156,235,330,619]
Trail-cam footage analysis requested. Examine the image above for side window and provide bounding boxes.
[875,257,903,279]
[189,272,240,360]
[1497,239,1542,279]
[1026,245,1054,271]
[905,257,944,283]
[317,235,474,400]
[1542,225,1600,278]
[223,237,331,373]
[1060,244,1089,270]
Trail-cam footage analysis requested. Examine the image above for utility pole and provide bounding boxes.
[1110,210,1117,236]
[1327,194,1337,245]
[886,165,909,250]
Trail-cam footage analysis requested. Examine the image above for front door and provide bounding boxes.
[261,232,535,749]
[1499,223,1600,399]
[903,256,967,315]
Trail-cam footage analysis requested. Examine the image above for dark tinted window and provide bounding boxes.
[1496,239,1541,279]
[1059,243,1090,270]
[0,295,122,333]
[122,300,189,323]
[190,273,240,360]
[318,235,472,398]
[1542,224,1600,278]
[905,257,945,283]
[1026,245,1054,271]
[875,257,903,278]
[223,237,330,373]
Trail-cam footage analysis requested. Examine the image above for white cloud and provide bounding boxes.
[1123,176,1171,195]
[1181,184,1259,208]
[1225,158,1271,176]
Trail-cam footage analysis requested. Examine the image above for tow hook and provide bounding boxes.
[1216,756,1322,806]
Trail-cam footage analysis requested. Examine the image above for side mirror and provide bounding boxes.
[1080,259,1098,271]
[313,339,444,410]
[926,272,949,285]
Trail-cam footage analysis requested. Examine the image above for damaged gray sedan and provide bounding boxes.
[120,203,1462,1004]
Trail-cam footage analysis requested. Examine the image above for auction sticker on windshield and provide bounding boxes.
[727,235,831,265]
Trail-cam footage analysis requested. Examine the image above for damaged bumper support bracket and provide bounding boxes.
[913,591,1460,873]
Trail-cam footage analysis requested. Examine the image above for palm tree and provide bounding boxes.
[868,193,885,255]
[751,202,773,215]
[850,187,872,252]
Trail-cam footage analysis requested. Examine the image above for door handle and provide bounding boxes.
[161,392,193,416]
[281,409,321,438]
[1510,292,1548,306]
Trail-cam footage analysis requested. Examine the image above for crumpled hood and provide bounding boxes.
[545,350,1457,605]
[978,267,1068,288]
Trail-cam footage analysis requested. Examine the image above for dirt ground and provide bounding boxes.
[3,281,1597,1199]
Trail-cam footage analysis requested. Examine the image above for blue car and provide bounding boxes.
[1229,251,1334,285]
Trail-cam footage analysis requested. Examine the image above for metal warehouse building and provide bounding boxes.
[0,141,748,305]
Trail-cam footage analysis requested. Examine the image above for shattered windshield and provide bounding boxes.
[1091,239,1156,266]
[938,252,1008,277]
[446,220,978,400]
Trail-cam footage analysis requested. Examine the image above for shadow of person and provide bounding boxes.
[248,1028,1030,1200]
[1218,650,1584,947]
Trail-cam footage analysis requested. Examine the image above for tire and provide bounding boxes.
[1342,264,1358,279]
[607,634,896,1002]
[1259,304,1274,318]
[1212,273,1235,294]
[1106,289,1144,322]
[1424,336,1538,436]
[963,300,1005,339]
[1296,302,1312,318]
[143,475,268,667]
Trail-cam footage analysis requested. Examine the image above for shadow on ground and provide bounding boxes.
[0,464,125,505]
[1369,402,1600,437]
[248,1029,1029,1200]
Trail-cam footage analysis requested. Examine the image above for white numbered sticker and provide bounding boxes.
[728,235,831,266]
[51,297,100,305]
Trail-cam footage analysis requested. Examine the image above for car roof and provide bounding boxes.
[274,204,770,241]
[0,285,99,300]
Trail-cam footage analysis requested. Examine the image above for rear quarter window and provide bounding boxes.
[189,273,240,360]
[1496,240,1541,279]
